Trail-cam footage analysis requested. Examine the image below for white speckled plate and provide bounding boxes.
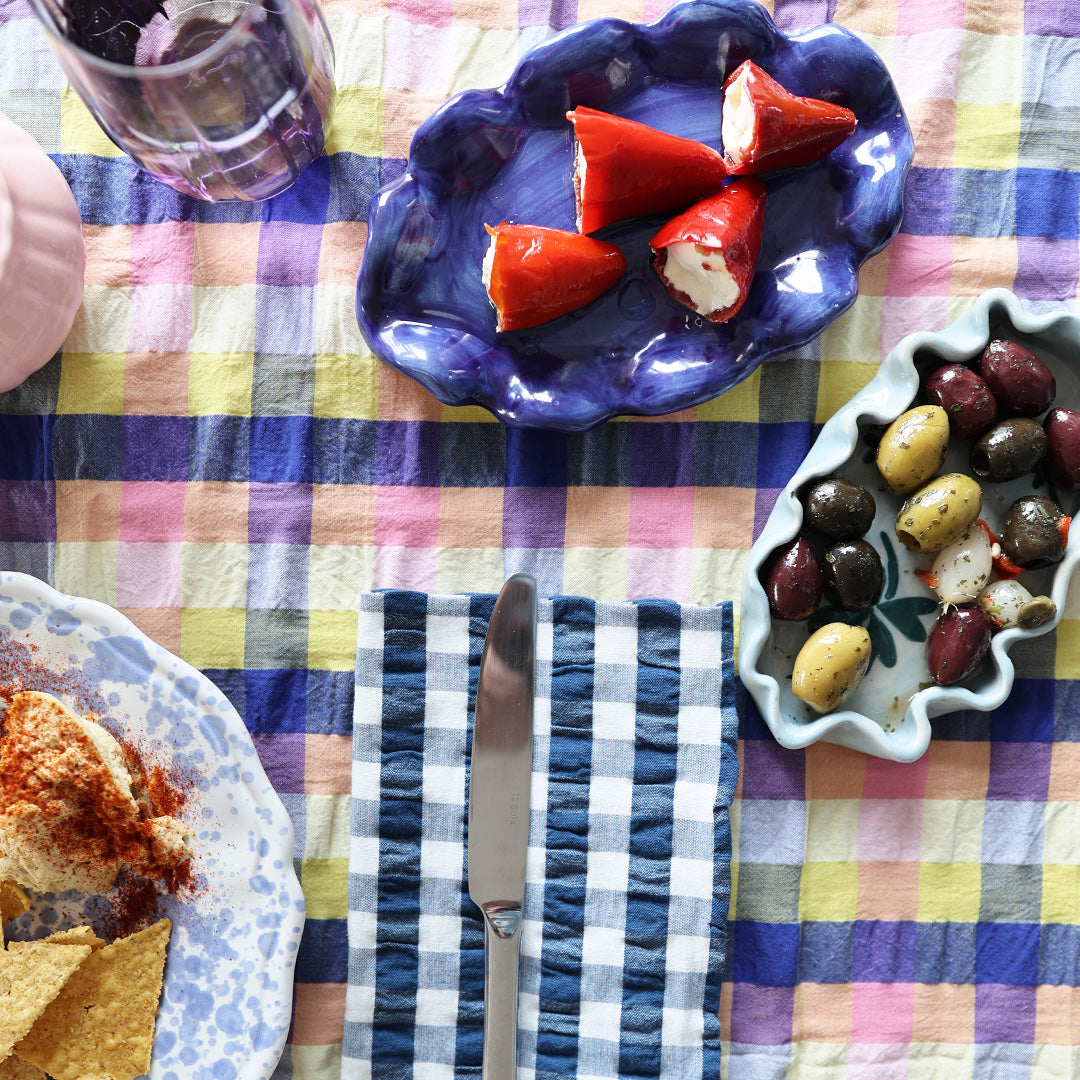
[0,572,304,1080]
[739,288,1080,763]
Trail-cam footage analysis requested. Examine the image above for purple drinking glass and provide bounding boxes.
[31,0,335,201]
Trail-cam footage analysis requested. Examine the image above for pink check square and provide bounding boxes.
[628,487,696,548]
[375,486,440,547]
[884,234,954,298]
[129,222,195,285]
[119,481,187,542]
[851,982,916,1045]
[117,542,182,607]
[896,0,966,32]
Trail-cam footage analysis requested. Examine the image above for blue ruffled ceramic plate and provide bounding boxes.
[356,0,912,431]
[0,573,303,1080]
[739,290,1080,763]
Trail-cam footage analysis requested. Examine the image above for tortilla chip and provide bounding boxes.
[14,919,171,1080]
[0,1053,48,1079]
[39,926,106,952]
[0,884,29,930]
[0,942,91,1061]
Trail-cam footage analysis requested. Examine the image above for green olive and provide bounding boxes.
[876,405,950,495]
[791,622,872,714]
[895,472,983,553]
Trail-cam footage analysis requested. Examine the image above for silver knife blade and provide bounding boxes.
[468,572,537,1080]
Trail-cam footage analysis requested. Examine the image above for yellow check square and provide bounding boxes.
[308,608,360,671]
[325,85,385,157]
[300,858,350,920]
[918,862,981,922]
[1042,865,1080,923]
[952,102,1020,171]
[180,607,247,669]
[799,861,858,921]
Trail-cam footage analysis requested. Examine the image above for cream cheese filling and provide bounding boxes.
[662,241,741,314]
[721,67,756,165]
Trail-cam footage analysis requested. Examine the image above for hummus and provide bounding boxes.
[0,691,191,894]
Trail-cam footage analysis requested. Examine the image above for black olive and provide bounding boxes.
[1001,495,1067,568]
[970,417,1047,481]
[802,479,876,540]
[821,539,884,612]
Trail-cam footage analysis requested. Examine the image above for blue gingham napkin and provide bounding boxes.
[344,591,738,1080]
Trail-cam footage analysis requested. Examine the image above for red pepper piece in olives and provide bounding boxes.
[802,478,876,540]
[1044,407,1080,492]
[1001,495,1068,569]
[928,605,992,686]
[978,339,1056,418]
[821,539,884,612]
[970,417,1047,482]
[923,363,998,439]
[763,535,822,621]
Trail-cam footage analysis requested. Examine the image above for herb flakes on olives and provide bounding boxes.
[970,417,1047,482]
[802,478,876,539]
[1000,494,1071,569]
[822,539,884,612]
[979,338,1056,418]
[923,363,998,439]
[927,605,992,686]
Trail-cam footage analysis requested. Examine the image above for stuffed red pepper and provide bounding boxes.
[482,221,627,332]
[649,177,767,324]
[567,106,728,234]
[721,60,857,175]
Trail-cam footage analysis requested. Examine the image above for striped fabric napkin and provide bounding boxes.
[344,590,738,1080]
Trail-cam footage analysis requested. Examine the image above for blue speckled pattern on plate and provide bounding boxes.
[739,289,1080,763]
[355,0,913,431]
[0,572,304,1080]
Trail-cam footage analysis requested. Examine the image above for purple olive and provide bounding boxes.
[927,605,993,686]
[970,417,1047,481]
[1044,407,1080,492]
[763,535,822,621]
[923,363,998,439]
[978,339,1056,417]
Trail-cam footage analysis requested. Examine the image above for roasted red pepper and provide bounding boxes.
[482,221,627,333]
[566,106,728,234]
[976,519,1025,580]
[649,177,767,324]
[721,60,857,175]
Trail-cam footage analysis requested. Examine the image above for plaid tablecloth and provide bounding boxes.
[2,0,1080,1077]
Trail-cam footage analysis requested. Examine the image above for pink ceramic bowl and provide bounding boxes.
[0,112,85,392]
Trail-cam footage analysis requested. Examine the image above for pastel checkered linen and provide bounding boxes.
[3,0,1080,1078]
[346,592,738,1079]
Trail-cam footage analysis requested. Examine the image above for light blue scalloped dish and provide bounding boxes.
[356,0,913,431]
[740,289,1080,763]
[0,572,303,1080]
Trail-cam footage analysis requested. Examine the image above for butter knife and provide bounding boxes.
[468,573,537,1080]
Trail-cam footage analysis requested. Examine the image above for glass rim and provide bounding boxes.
[29,0,278,80]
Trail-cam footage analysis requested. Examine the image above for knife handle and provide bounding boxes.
[481,913,522,1080]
